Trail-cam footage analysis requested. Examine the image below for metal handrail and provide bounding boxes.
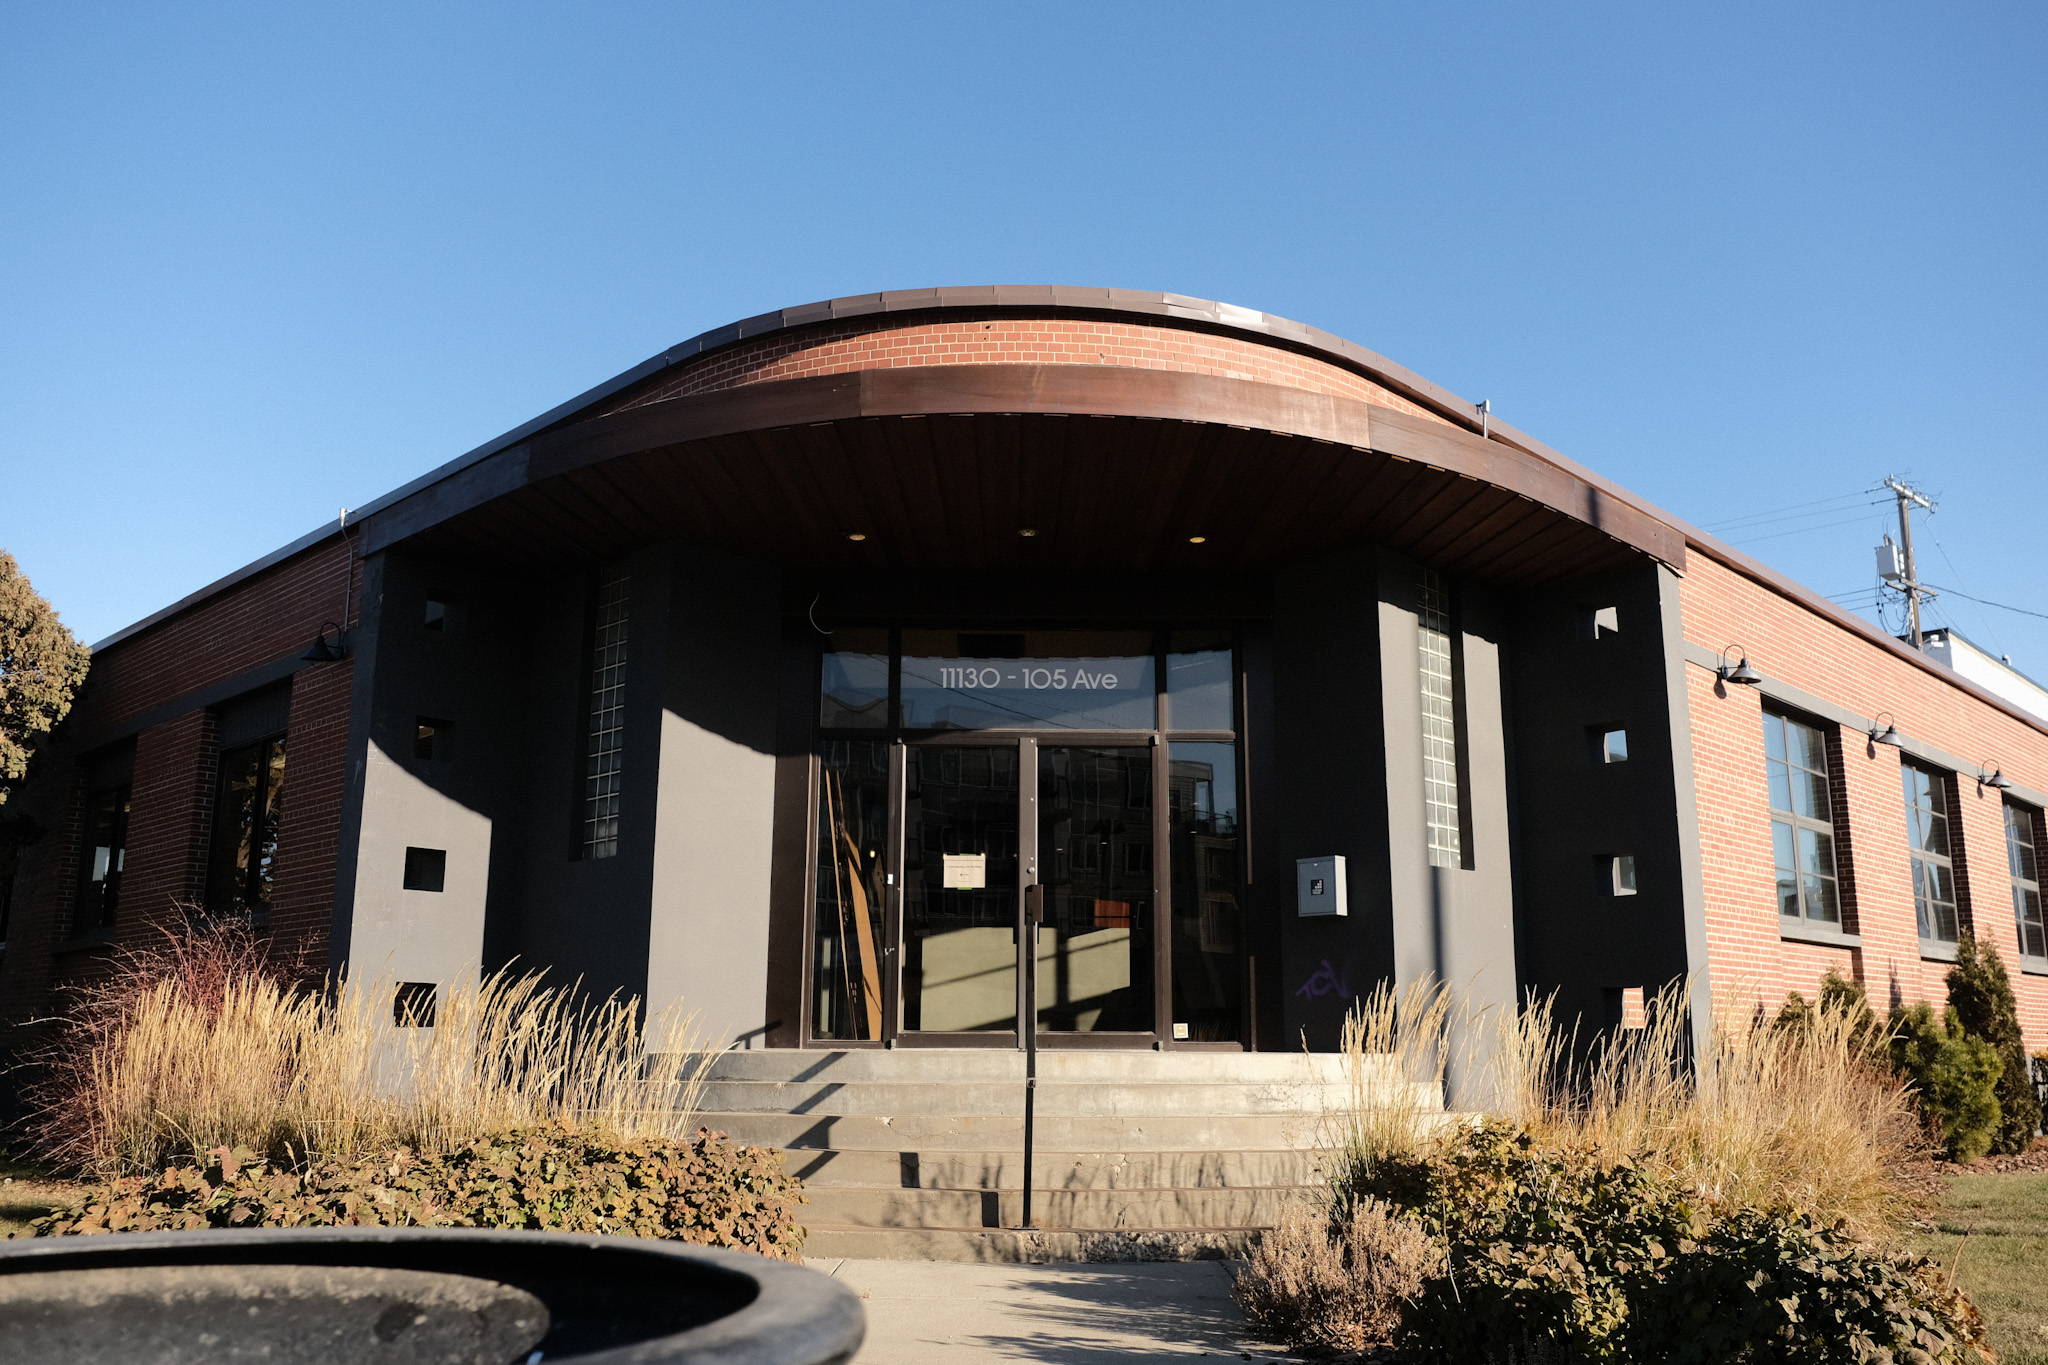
[1017,883,1044,1231]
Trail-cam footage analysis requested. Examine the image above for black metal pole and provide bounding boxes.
[1019,882,1042,1231]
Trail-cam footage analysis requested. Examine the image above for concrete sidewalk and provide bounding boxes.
[811,1258,1306,1363]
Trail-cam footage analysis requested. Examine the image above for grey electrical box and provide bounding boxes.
[1877,539,1904,584]
[1296,855,1347,917]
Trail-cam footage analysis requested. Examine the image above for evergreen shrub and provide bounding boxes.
[1888,1003,2003,1161]
[1945,932,2043,1154]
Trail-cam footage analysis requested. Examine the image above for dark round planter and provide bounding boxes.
[0,1228,865,1364]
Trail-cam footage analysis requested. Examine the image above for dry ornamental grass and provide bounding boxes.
[27,927,722,1178]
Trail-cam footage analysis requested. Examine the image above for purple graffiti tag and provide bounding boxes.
[1293,958,1355,1001]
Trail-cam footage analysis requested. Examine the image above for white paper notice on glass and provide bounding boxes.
[941,853,987,890]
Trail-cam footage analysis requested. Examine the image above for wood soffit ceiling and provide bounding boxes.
[375,362,1681,586]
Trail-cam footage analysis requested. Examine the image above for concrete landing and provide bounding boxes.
[813,1257,1305,1363]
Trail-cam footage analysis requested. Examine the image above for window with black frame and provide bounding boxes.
[207,736,286,921]
[74,784,131,935]
[1901,760,1962,948]
[2005,799,2046,963]
[1762,706,1843,931]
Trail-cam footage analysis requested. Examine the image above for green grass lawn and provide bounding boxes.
[1908,1171,2048,1365]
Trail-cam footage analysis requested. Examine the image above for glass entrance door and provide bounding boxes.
[902,743,1022,1035]
[899,738,1160,1044]
[1035,745,1155,1037]
[810,626,1247,1049]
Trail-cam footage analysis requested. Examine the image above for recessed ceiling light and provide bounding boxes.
[846,532,868,542]
[1187,535,1208,545]
[1018,528,1039,538]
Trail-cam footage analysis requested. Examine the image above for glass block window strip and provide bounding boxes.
[1901,761,1959,944]
[1762,708,1842,929]
[2006,800,2046,961]
[581,569,630,859]
[1418,569,1461,869]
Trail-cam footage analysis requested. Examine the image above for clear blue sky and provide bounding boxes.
[5,2,2044,672]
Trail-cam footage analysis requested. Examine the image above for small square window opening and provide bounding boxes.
[1600,728,1629,764]
[403,847,447,892]
[423,599,448,631]
[1610,855,1638,896]
[414,717,453,763]
[394,982,438,1028]
[1618,986,1646,1029]
[1590,606,1620,639]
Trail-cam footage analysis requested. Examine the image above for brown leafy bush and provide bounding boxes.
[34,1124,806,1260]
[1235,1198,1444,1354]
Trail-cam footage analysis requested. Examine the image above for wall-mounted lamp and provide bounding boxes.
[302,621,350,664]
[1867,712,1902,747]
[1978,761,2016,792]
[1716,645,1763,686]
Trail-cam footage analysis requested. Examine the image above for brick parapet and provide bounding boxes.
[598,313,1457,427]
[1680,554,2048,1048]
[74,537,356,737]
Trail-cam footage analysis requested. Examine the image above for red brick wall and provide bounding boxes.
[1,539,358,1023]
[1681,553,2048,1049]
[602,313,1457,426]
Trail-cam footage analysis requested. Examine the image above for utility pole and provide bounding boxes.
[1882,476,1936,650]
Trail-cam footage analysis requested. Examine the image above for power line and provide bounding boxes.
[1923,582,2048,623]
[1704,496,1889,535]
[1728,511,1891,546]
[1701,487,1886,531]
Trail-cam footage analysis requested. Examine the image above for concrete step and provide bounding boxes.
[704,1048,1375,1084]
[781,1146,1332,1190]
[802,1225,1255,1264]
[702,1110,1334,1152]
[804,1183,1309,1230]
[694,1078,1436,1118]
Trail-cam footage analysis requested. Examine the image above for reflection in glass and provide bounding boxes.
[76,785,131,934]
[1169,741,1243,1042]
[901,630,1154,730]
[821,629,890,729]
[904,746,1020,1031]
[1167,633,1234,732]
[208,736,286,921]
[1037,746,1153,1033]
[813,742,889,1040]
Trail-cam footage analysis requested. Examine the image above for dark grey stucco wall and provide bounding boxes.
[1504,562,1710,1044]
[1377,555,1518,1013]
[501,546,662,1001]
[341,548,537,994]
[644,544,782,1049]
[1268,548,1521,1053]
[1268,547,1393,1049]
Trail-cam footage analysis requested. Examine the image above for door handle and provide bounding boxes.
[1025,883,1047,926]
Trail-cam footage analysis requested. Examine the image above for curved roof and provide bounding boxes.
[73,290,1875,680]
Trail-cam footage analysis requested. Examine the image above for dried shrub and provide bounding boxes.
[24,924,720,1177]
[1235,1198,1443,1354]
[35,1124,806,1260]
[1330,976,1917,1238]
[1361,1123,1991,1365]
